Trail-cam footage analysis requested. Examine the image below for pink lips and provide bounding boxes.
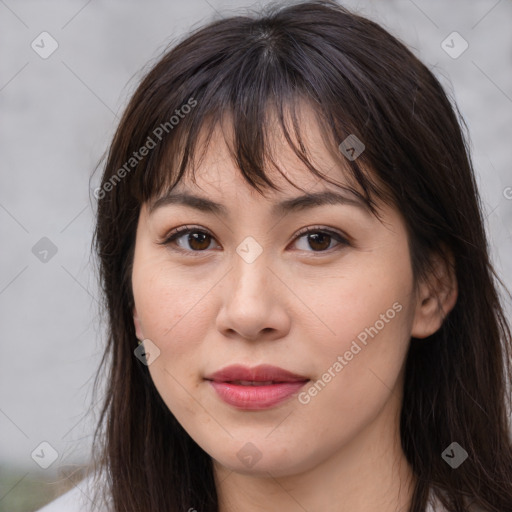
[205,364,309,410]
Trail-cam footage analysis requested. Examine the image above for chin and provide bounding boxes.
[208,440,319,478]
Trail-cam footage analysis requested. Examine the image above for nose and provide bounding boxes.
[215,253,291,342]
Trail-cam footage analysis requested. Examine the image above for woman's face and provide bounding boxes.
[131,110,427,478]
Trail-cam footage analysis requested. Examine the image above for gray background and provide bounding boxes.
[1,0,511,510]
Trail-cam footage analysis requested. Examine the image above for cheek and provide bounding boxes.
[308,253,413,354]
[132,249,211,349]
[296,244,415,409]
[294,297,413,452]
[132,267,217,420]
[136,272,210,413]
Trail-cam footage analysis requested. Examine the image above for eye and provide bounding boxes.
[158,225,219,254]
[157,225,349,255]
[292,226,349,253]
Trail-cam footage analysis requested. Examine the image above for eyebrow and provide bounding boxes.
[148,189,371,217]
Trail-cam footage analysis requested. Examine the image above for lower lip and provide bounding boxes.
[208,380,308,410]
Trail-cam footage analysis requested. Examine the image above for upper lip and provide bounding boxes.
[205,364,309,383]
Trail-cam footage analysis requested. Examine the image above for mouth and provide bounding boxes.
[205,363,309,383]
[223,380,287,386]
[205,364,310,410]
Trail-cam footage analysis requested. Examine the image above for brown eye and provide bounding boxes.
[158,225,349,256]
[159,226,218,253]
[293,228,349,253]
[305,232,332,251]
[185,231,212,251]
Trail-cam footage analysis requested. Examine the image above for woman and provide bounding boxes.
[38,1,512,511]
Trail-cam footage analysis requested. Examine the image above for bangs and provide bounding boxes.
[123,18,395,217]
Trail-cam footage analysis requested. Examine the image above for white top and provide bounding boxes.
[36,486,90,512]
[35,476,485,512]
[35,473,109,512]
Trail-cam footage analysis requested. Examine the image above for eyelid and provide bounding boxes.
[293,225,349,242]
[157,224,351,255]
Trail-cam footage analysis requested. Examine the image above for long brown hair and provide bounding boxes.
[88,1,512,510]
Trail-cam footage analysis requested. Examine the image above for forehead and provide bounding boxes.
[147,115,378,220]
[171,105,358,198]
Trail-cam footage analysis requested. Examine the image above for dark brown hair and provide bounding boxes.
[88,1,512,510]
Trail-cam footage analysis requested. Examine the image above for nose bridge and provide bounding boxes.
[229,240,271,310]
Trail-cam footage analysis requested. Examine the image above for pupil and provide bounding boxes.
[309,233,330,251]
[190,232,209,250]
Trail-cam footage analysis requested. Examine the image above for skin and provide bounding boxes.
[131,106,457,512]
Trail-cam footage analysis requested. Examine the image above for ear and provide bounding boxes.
[133,307,145,341]
[411,248,458,339]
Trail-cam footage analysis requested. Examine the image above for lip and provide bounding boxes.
[205,364,308,383]
[205,364,309,410]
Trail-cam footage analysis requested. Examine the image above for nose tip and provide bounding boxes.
[215,260,291,342]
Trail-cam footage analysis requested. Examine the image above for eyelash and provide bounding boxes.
[157,225,350,257]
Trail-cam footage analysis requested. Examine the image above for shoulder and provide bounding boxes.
[425,489,445,512]
[35,472,110,512]
[35,485,87,512]
[427,487,490,512]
